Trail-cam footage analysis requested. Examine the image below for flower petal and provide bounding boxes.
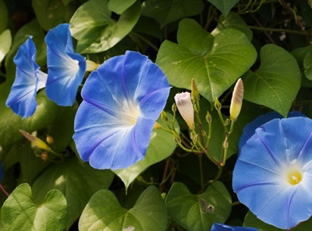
[239,111,305,149]
[45,23,86,106]
[211,223,259,231]
[6,36,44,118]
[234,117,312,229]
[74,51,170,169]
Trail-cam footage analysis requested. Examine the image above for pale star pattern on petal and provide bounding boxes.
[233,116,312,229]
[73,51,171,170]
[45,23,86,106]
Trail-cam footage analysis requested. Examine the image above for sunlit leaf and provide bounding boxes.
[166,181,231,231]
[31,158,114,228]
[244,44,301,117]
[157,19,257,103]
[114,113,179,190]
[70,0,141,53]
[0,29,11,63]
[79,186,167,231]
[1,183,67,231]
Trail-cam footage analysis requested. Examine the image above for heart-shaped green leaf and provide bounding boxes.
[79,186,167,231]
[165,181,231,231]
[156,19,257,103]
[114,113,179,190]
[207,0,239,17]
[108,0,136,14]
[212,12,252,40]
[142,0,203,27]
[1,183,67,231]
[31,158,114,228]
[70,0,141,53]
[0,29,11,63]
[244,44,301,117]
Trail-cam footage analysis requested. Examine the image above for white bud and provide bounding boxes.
[174,92,195,129]
[230,78,244,121]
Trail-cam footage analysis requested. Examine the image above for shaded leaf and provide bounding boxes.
[205,101,263,162]
[108,0,136,14]
[2,140,50,184]
[0,0,8,33]
[70,0,141,53]
[166,182,231,231]
[31,158,114,228]
[79,186,167,231]
[244,44,301,117]
[142,0,203,27]
[1,183,67,231]
[207,0,239,17]
[243,211,312,231]
[157,19,257,103]
[0,91,59,150]
[212,12,253,40]
[32,0,74,31]
[114,113,179,190]
[304,51,312,80]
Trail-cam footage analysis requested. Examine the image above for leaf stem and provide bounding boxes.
[130,32,159,52]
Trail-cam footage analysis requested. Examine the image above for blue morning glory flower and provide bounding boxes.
[239,111,305,149]
[233,116,312,229]
[6,36,47,118]
[211,223,259,231]
[73,51,171,170]
[45,23,86,106]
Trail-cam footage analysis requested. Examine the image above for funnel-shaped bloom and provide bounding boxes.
[174,92,195,129]
[6,36,47,118]
[45,23,86,106]
[73,51,171,170]
[211,223,258,231]
[233,116,312,229]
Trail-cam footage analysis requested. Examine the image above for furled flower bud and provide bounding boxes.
[19,130,52,152]
[191,79,200,112]
[230,78,244,121]
[174,92,195,129]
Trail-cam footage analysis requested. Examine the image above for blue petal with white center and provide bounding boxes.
[6,36,47,118]
[211,223,259,231]
[73,51,171,170]
[233,116,312,229]
[45,23,86,106]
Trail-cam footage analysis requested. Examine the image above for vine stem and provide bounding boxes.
[198,154,205,192]
[0,184,9,197]
[248,25,310,36]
